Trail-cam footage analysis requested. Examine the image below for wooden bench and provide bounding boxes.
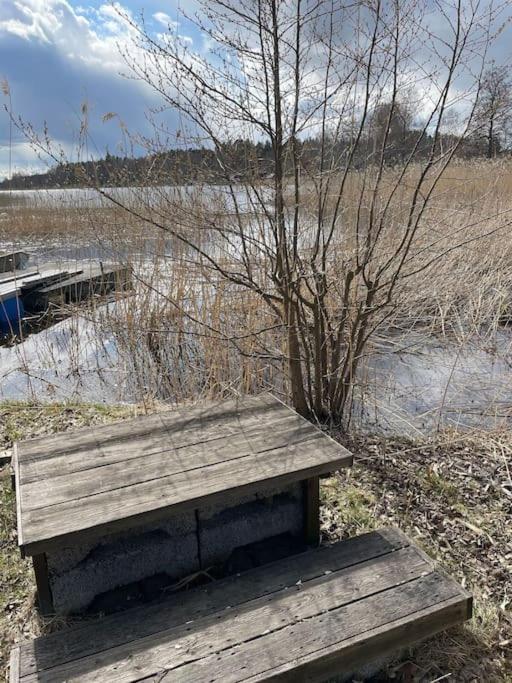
[12,394,352,615]
[9,528,472,683]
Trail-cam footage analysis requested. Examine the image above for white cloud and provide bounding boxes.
[153,12,177,29]
[0,0,167,177]
[0,0,139,72]
[0,141,55,179]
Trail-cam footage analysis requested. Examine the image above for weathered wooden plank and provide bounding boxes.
[18,400,297,485]
[21,417,315,510]
[167,584,470,683]
[18,416,171,487]
[19,543,433,682]
[242,597,472,683]
[32,554,53,616]
[15,412,167,462]
[158,393,280,433]
[10,443,17,491]
[20,435,351,556]
[163,404,294,450]
[0,251,29,273]
[17,528,408,677]
[16,395,290,476]
[13,443,24,550]
[164,573,468,683]
[303,476,320,545]
[9,646,20,683]
[19,446,114,487]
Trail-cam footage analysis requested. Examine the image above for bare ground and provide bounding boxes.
[1,403,511,681]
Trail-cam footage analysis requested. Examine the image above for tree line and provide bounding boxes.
[3,66,512,192]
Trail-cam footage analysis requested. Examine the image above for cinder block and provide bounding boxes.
[198,484,304,567]
[45,485,305,615]
[46,512,196,574]
[47,513,199,614]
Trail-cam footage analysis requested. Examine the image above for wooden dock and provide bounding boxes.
[0,260,132,335]
[22,262,131,311]
[0,251,29,273]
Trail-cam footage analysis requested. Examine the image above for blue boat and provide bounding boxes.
[0,287,24,334]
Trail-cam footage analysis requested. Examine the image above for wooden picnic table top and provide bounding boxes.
[14,394,352,557]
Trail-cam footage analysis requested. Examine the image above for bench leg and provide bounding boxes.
[303,476,320,546]
[32,554,54,616]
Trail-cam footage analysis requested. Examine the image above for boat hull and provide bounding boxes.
[0,294,24,333]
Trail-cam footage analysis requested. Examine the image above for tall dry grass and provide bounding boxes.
[2,160,512,423]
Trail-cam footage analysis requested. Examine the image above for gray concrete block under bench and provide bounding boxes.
[12,393,352,615]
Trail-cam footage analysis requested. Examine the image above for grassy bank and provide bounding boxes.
[1,401,511,681]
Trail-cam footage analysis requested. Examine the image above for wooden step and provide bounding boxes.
[9,528,472,683]
[14,394,352,557]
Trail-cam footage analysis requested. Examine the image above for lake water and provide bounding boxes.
[0,184,271,210]
[2,301,511,437]
[1,189,512,436]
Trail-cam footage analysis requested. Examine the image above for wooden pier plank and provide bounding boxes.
[0,251,29,274]
[16,394,280,463]
[16,396,303,483]
[170,584,469,683]
[15,394,352,556]
[11,528,472,683]
[22,262,131,311]
[22,417,316,509]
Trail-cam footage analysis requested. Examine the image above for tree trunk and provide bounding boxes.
[286,300,309,417]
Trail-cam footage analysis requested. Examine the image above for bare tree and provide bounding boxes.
[473,65,512,158]
[14,0,506,422]
[102,0,502,421]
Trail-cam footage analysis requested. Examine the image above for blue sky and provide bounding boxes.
[1,1,512,181]
[0,0,203,179]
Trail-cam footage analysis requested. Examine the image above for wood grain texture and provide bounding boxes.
[10,442,18,492]
[32,554,53,616]
[11,528,471,683]
[21,415,311,509]
[14,394,352,556]
[21,436,351,556]
[17,528,409,677]
[9,647,20,683]
[164,575,468,683]
[303,476,320,545]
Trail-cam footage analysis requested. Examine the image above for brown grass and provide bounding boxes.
[2,159,512,408]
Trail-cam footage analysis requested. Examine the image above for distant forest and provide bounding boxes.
[1,103,505,191]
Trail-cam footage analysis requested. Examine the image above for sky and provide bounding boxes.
[0,0,202,179]
[1,0,512,181]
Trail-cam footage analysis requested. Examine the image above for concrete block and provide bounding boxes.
[46,511,196,574]
[47,513,199,614]
[45,484,306,615]
[198,484,304,567]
